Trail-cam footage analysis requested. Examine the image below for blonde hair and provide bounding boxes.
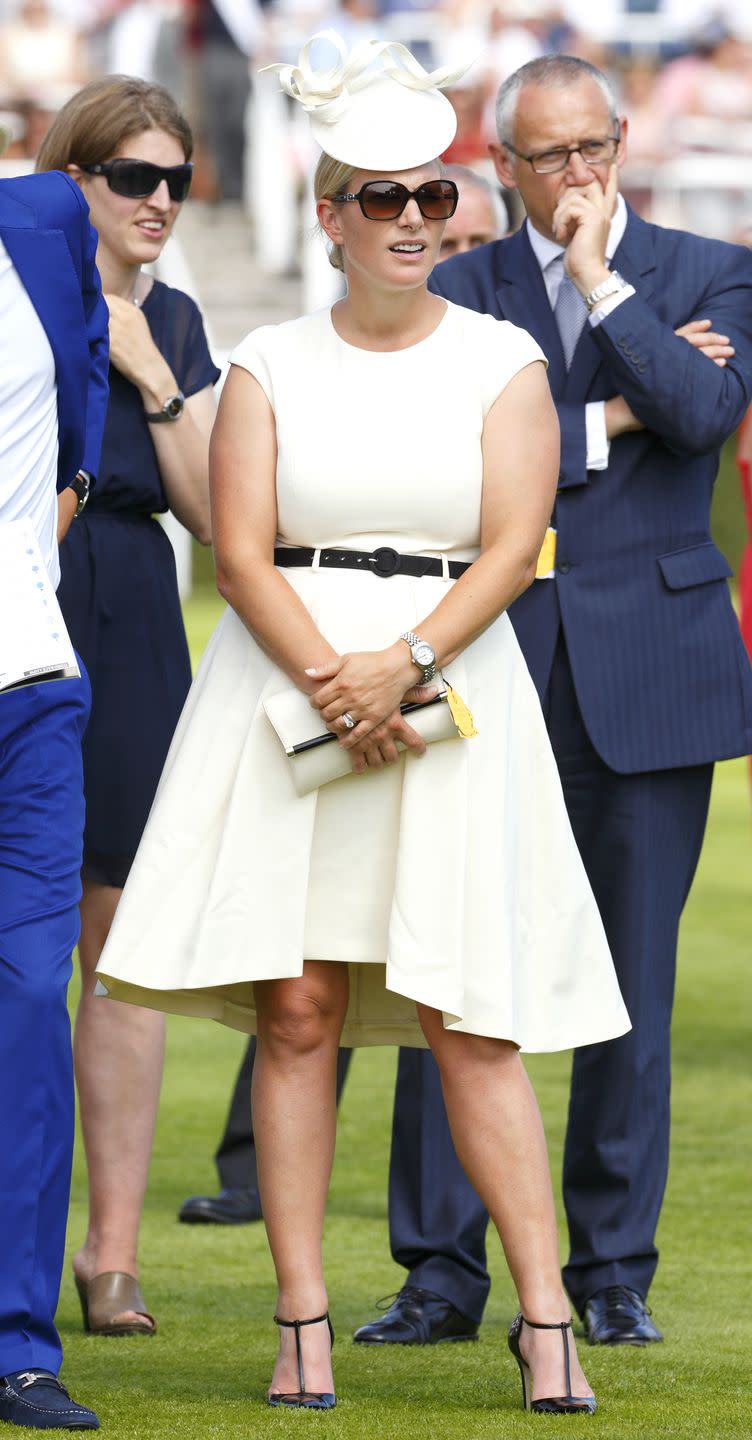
[36,75,192,174]
[314,151,356,272]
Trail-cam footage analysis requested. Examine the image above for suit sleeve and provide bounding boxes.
[59,173,109,487]
[79,208,110,481]
[591,242,752,456]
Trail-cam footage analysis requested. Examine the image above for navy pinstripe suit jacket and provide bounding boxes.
[431,205,752,774]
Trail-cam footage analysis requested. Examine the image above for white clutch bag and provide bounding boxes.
[263,687,460,797]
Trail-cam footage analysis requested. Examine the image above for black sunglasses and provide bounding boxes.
[330,179,459,221]
[78,158,193,203]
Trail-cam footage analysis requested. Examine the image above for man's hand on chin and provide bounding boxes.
[557,163,619,297]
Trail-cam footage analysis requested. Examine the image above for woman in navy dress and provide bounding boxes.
[37,77,219,1335]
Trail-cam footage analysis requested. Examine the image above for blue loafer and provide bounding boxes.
[0,1372,100,1430]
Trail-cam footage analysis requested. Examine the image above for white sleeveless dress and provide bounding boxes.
[97,302,630,1052]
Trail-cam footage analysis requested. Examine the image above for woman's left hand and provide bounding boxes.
[306,646,433,745]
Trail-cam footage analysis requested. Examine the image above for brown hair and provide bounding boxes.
[36,75,193,174]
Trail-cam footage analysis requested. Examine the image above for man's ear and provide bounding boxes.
[615,114,629,170]
[489,142,517,192]
[317,197,344,248]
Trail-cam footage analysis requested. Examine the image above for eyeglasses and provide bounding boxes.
[78,158,193,203]
[503,129,620,175]
[330,179,459,221]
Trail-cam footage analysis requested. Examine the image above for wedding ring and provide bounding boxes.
[341,712,356,729]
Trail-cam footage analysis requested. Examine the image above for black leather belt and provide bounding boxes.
[274,545,470,580]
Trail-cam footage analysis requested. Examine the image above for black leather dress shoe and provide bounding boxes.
[178,1186,262,1224]
[0,1371,99,1430]
[583,1286,663,1345]
[353,1285,479,1345]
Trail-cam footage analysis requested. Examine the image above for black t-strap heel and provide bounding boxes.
[507,1312,596,1414]
[268,1312,336,1410]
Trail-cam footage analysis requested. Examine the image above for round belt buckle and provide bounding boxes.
[370,546,400,578]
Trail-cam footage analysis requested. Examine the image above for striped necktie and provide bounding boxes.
[553,265,588,370]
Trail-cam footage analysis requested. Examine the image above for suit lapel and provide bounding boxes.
[609,205,657,305]
[494,227,568,395]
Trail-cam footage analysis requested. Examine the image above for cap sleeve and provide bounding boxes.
[157,287,221,397]
[479,317,548,418]
[229,327,276,411]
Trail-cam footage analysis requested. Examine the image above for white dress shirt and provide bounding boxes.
[0,237,60,587]
[527,193,635,472]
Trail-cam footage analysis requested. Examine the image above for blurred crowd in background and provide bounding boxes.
[3,0,752,247]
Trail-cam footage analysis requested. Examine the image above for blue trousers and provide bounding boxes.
[0,672,90,1375]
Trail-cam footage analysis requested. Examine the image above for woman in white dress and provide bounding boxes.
[97,32,629,1416]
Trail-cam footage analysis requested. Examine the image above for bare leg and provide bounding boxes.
[73,880,164,1328]
[253,961,349,1398]
[417,1005,592,1404]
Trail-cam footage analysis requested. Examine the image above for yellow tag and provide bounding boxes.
[535,526,557,579]
[445,683,478,738]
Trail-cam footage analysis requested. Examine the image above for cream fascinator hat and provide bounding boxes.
[262,30,471,172]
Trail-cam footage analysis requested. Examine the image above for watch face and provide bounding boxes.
[165,394,184,419]
[414,642,435,668]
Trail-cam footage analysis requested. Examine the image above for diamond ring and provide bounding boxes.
[341,712,356,729]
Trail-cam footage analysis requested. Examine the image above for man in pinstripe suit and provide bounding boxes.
[427,54,752,1345]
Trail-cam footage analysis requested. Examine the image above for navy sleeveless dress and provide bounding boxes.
[58,280,220,888]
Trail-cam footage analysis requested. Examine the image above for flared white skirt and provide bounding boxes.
[97,568,630,1051]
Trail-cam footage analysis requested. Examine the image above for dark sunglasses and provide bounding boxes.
[330,179,459,221]
[78,158,193,203]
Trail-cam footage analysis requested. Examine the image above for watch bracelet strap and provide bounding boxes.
[584,270,627,313]
[400,630,437,682]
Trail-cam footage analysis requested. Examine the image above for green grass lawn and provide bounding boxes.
[60,588,752,1438]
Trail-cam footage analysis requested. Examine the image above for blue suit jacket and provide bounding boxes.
[0,170,109,491]
[431,207,752,772]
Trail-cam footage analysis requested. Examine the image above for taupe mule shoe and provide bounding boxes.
[74,1271,156,1337]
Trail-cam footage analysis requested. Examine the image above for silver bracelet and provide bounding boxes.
[584,270,628,313]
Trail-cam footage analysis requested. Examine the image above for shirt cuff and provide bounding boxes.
[585,402,610,472]
[587,285,635,326]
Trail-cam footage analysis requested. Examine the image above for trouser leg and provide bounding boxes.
[201,41,251,201]
[543,638,713,1312]
[388,1047,490,1325]
[0,676,89,1374]
[216,1037,352,1190]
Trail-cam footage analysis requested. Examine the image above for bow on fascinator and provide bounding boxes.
[261,30,471,129]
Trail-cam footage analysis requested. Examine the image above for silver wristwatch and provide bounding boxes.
[401,630,437,683]
[144,390,185,423]
[584,270,629,313]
